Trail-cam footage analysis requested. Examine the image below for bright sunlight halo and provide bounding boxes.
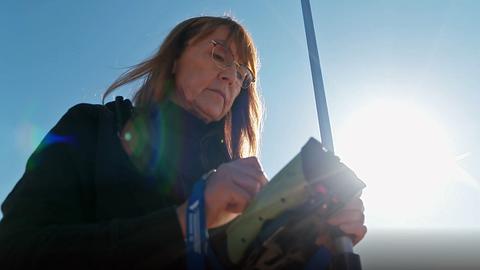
[336,99,463,229]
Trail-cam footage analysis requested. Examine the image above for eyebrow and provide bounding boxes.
[212,39,240,59]
[211,39,229,47]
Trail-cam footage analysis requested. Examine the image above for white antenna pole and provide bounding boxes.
[301,0,360,261]
[300,0,334,153]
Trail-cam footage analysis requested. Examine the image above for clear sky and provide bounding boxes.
[1,0,479,233]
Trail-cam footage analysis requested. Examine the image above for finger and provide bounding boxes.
[259,172,269,186]
[231,163,268,187]
[223,158,267,186]
[232,177,261,196]
[237,157,267,184]
[342,197,364,211]
[239,156,263,169]
[327,210,365,226]
[225,184,253,213]
[338,223,367,245]
[239,170,268,188]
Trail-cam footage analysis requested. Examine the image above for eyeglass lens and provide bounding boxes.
[211,42,253,89]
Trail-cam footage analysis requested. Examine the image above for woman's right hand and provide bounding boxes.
[204,157,268,228]
[176,157,268,237]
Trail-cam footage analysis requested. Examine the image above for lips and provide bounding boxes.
[207,88,226,100]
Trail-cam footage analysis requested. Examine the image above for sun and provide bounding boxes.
[336,99,462,228]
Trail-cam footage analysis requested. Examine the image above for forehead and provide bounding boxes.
[190,26,240,57]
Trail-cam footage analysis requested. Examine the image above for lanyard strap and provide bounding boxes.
[186,169,222,270]
[186,179,209,270]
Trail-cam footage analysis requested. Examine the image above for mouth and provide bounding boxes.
[207,88,226,100]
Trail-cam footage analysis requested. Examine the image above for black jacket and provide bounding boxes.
[0,98,230,269]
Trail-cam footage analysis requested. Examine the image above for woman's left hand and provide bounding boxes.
[326,197,367,245]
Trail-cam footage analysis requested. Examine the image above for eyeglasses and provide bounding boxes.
[210,40,255,90]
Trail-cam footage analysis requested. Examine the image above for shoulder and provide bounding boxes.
[19,103,110,179]
[49,103,107,137]
[31,103,108,156]
[62,103,108,121]
[46,100,127,147]
[58,97,133,130]
[64,96,133,118]
[48,98,133,146]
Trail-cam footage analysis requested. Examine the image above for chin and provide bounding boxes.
[193,111,218,124]
[197,106,225,123]
[192,102,226,124]
[203,114,223,124]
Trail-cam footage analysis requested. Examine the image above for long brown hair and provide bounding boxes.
[103,16,262,158]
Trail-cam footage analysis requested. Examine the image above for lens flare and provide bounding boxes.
[336,99,471,228]
[14,122,46,155]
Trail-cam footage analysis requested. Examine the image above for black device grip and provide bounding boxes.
[331,253,362,270]
[303,138,364,270]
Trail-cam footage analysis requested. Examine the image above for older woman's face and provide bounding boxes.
[171,27,244,123]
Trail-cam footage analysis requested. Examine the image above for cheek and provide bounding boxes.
[175,63,214,101]
[176,74,210,103]
[217,90,240,118]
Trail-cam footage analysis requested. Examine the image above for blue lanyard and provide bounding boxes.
[186,172,224,270]
[186,179,209,270]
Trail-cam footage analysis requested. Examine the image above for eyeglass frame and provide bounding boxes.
[209,40,255,90]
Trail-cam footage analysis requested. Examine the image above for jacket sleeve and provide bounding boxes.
[0,104,186,269]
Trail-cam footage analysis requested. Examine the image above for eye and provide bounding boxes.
[212,43,230,65]
[212,51,226,63]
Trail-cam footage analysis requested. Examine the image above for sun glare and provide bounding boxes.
[336,99,469,228]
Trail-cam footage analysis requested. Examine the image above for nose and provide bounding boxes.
[218,66,236,86]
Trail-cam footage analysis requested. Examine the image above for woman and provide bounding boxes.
[0,16,366,269]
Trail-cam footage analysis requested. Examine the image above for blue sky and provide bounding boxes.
[1,0,479,232]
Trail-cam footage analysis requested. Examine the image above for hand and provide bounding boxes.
[204,157,268,228]
[326,197,367,245]
[176,157,268,237]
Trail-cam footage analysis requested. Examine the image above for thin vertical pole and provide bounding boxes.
[301,0,358,257]
[300,0,334,153]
